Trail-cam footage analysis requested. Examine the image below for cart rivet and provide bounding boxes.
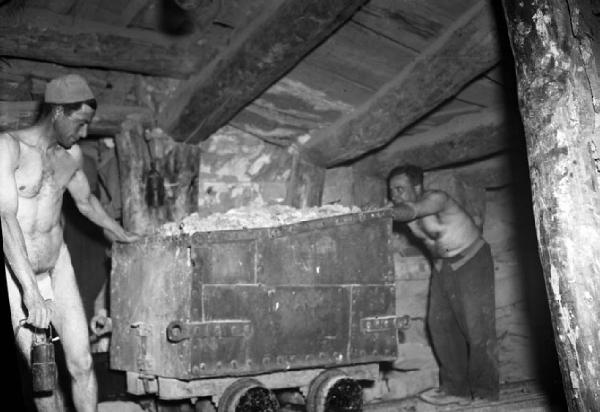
[247,360,253,367]
[263,357,271,365]
[231,360,238,369]
[305,355,312,361]
[216,361,223,369]
[192,366,200,375]
[319,352,326,360]
[276,356,284,364]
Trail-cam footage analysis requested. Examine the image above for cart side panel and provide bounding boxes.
[110,236,193,378]
[189,285,350,377]
[349,285,398,363]
[258,215,394,285]
[192,239,256,284]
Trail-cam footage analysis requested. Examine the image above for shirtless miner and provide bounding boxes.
[0,74,138,412]
[387,165,499,405]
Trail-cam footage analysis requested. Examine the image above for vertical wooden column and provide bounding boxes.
[502,0,600,409]
[114,117,200,234]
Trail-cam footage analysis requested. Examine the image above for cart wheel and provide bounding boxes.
[305,369,363,412]
[218,378,279,412]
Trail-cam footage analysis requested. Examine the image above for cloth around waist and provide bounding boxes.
[434,237,486,272]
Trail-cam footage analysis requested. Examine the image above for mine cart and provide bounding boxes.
[109,210,408,411]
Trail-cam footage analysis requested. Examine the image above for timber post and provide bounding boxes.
[502,0,600,409]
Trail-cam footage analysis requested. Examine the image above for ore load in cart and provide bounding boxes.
[109,206,409,412]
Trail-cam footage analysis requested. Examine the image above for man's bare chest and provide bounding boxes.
[15,145,77,199]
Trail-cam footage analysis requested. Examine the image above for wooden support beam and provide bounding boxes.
[0,101,153,136]
[354,108,512,178]
[0,8,210,77]
[158,0,367,143]
[115,122,201,235]
[298,0,500,167]
[503,0,600,409]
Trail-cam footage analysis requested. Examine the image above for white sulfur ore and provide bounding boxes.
[158,204,361,235]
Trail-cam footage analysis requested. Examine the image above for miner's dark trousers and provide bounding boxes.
[428,243,500,400]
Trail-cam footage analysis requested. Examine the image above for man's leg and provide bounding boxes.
[5,265,63,411]
[427,265,470,397]
[456,245,499,400]
[50,244,98,412]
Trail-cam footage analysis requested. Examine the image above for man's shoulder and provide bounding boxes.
[422,189,450,202]
[0,132,20,159]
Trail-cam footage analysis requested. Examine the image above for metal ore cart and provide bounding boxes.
[109,210,409,411]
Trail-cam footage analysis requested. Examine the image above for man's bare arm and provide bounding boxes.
[392,191,448,222]
[0,135,52,328]
[67,147,139,243]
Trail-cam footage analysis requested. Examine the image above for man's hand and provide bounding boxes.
[103,227,140,243]
[22,290,54,329]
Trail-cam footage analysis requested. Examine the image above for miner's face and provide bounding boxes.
[54,104,95,148]
[389,174,419,205]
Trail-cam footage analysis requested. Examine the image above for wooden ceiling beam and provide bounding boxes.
[0,101,153,136]
[298,0,501,167]
[158,0,367,143]
[0,8,211,77]
[354,108,513,178]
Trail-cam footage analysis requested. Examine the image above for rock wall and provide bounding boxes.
[198,126,325,215]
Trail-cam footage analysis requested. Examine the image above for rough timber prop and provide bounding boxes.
[502,0,600,409]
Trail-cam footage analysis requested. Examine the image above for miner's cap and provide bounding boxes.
[44,74,95,104]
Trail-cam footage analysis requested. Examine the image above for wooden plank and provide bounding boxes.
[302,21,416,92]
[438,152,514,189]
[455,76,507,107]
[0,8,212,77]
[354,108,513,178]
[502,0,600,409]
[158,0,367,143]
[298,0,501,167]
[118,0,151,26]
[351,0,449,51]
[0,58,141,106]
[0,101,153,136]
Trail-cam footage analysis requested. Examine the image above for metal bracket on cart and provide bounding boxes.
[166,319,253,343]
[360,315,410,333]
[131,322,154,371]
